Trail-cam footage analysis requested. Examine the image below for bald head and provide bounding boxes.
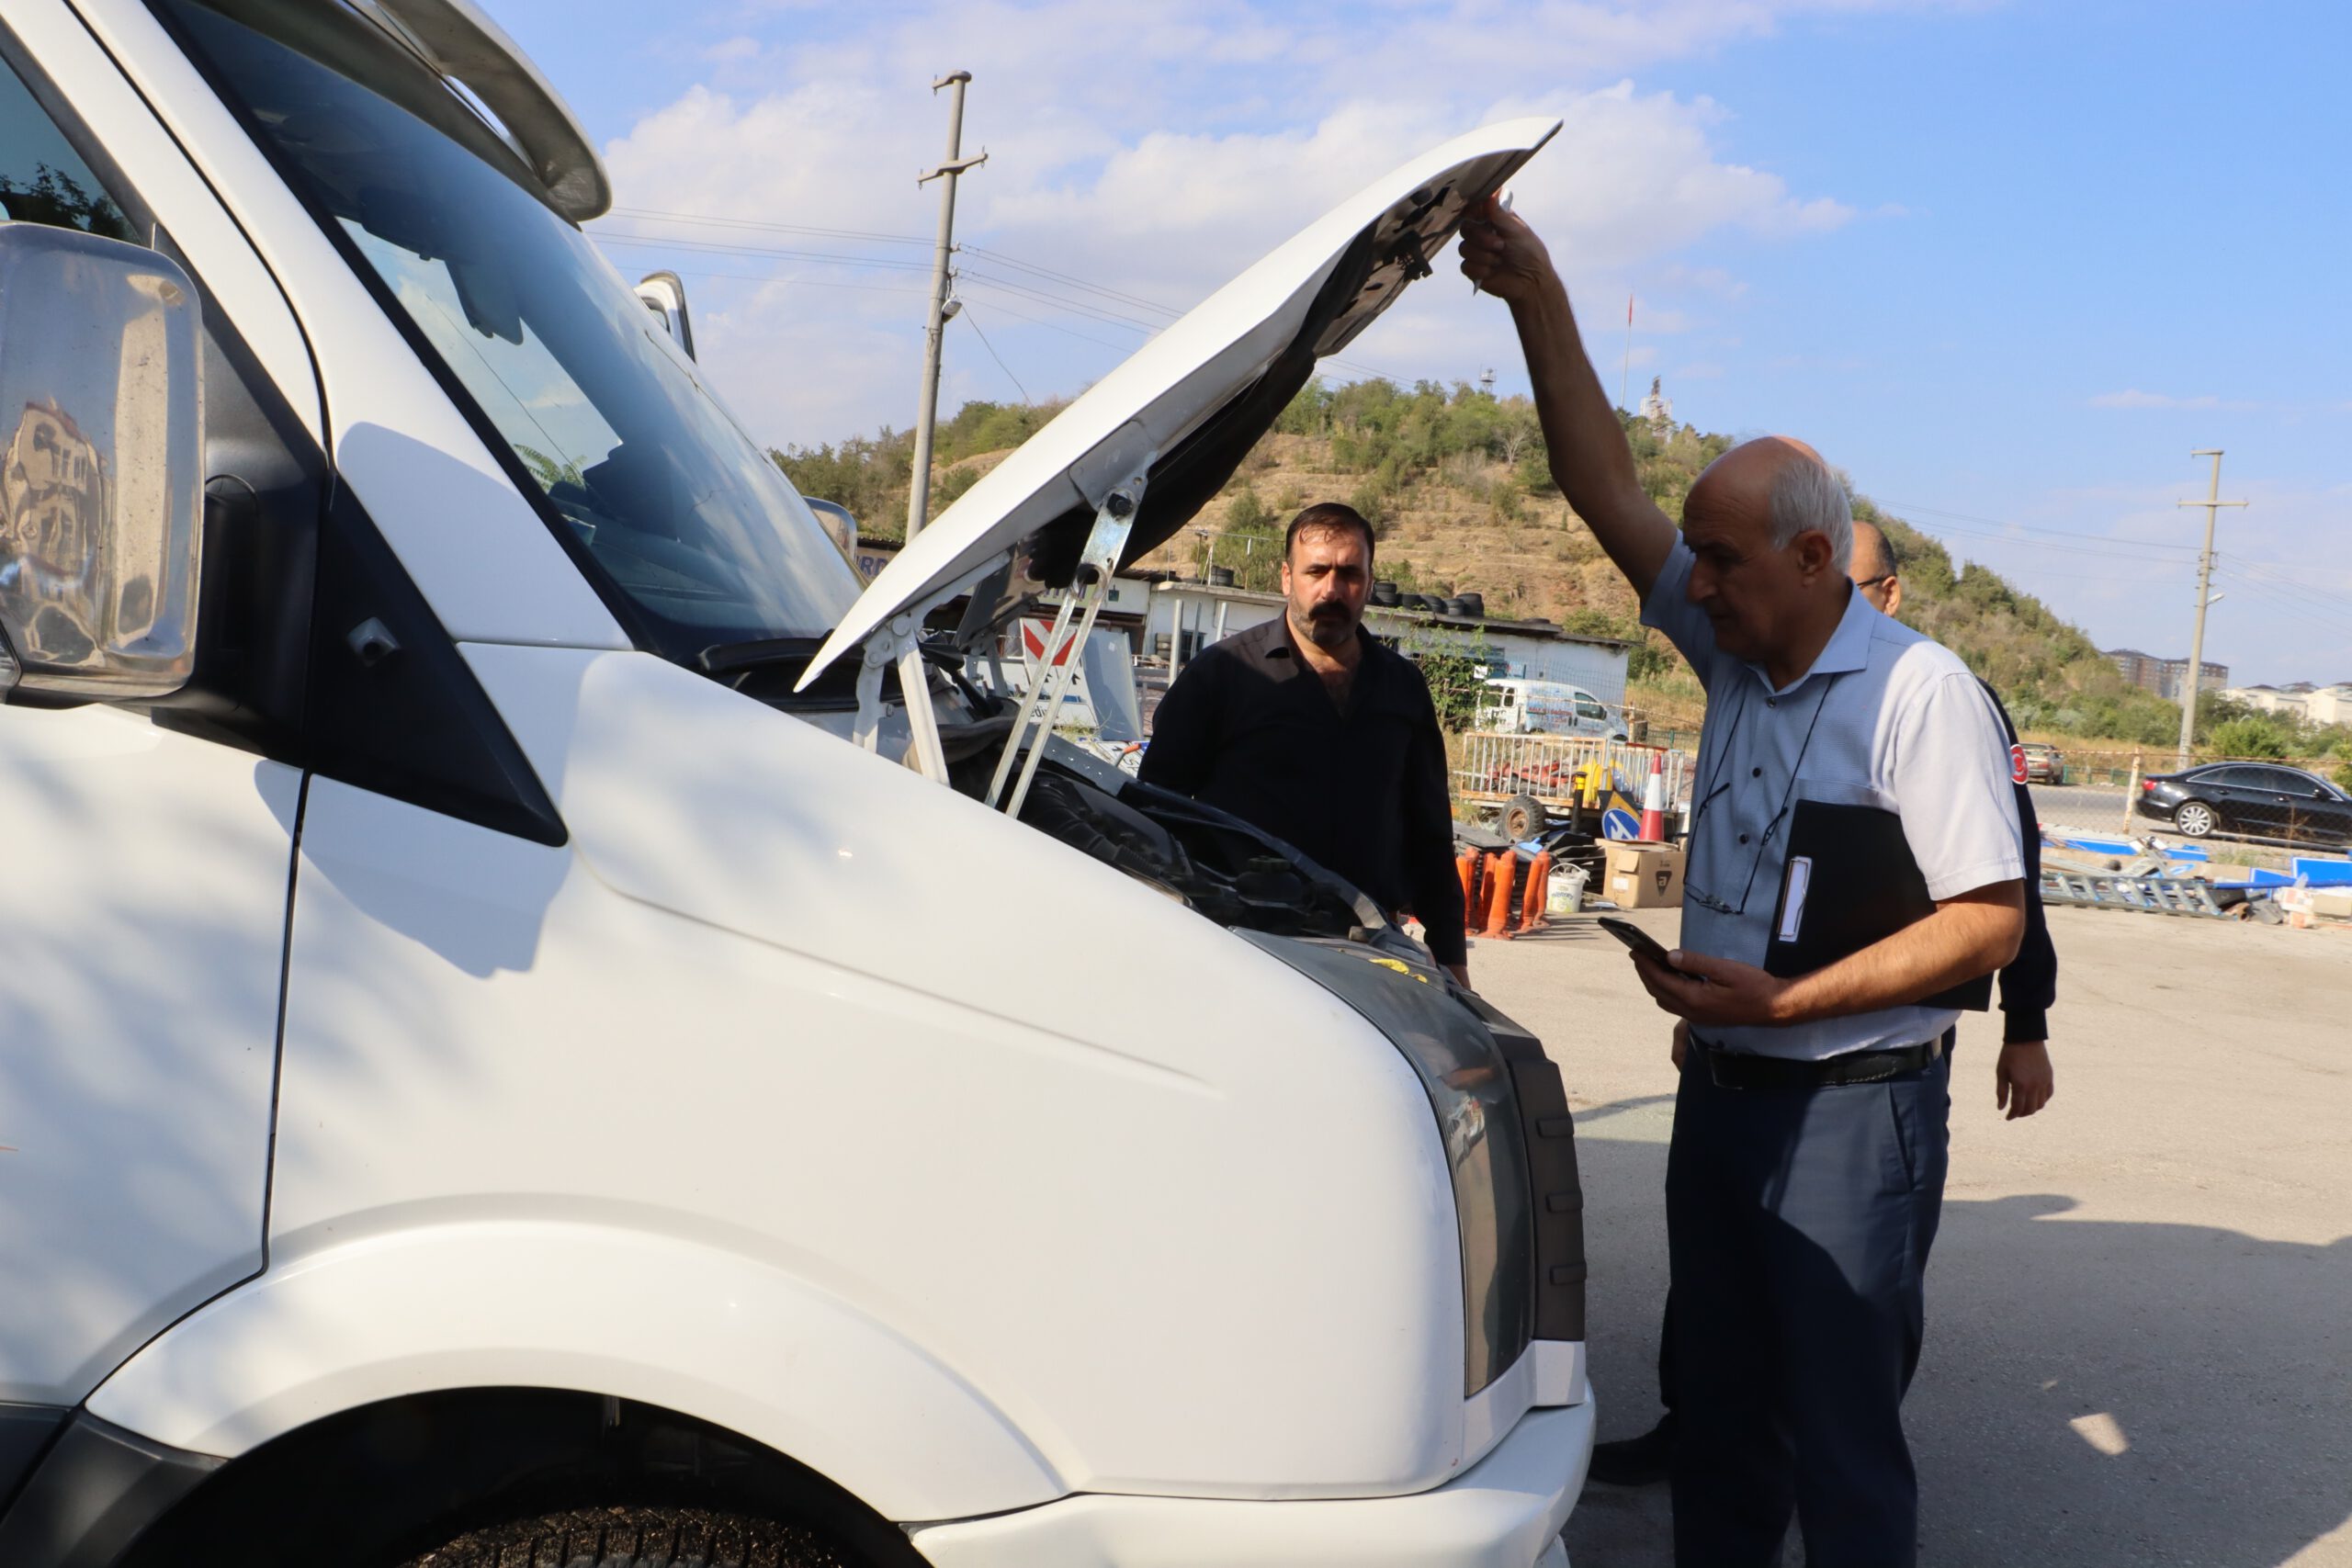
[1677,435,1857,676]
[1850,519,1897,581]
[1688,437,1853,573]
[1849,518,1903,615]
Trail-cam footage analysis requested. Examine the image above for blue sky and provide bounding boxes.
[488,0,2349,686]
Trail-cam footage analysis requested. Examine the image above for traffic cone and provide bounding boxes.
[1638,752,1667,842]
[1519,850,1554,931]
[1456,851,1480,918]
[1482,852,1518,940]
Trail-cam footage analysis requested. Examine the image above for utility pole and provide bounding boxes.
[905,72,986,540]
[1620,292,1633,412]
[2174,448,2246,768]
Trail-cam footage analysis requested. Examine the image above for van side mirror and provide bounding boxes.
[803,497,858,558]
[634,270,695,361]
[0,223,203,702]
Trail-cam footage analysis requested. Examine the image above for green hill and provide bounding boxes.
[772,380,2339,765]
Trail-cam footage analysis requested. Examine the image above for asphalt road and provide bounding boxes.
[2030,783,2131,832]
[1474,903,2352,1568]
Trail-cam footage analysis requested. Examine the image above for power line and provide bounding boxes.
[2220,558,2352,609]
[2206,579,2352,640]
[960,243,1183,317]
[605,206,929,246]
[2212,572,2352,632]
[1879,499,2201,551]
[958,269,1170,332]
[587,255,934,299]
[936,292,1139,354]
[597,210,1420,384]
[593,231,933,273]
[957,301,1030,402]
[1912,525,2193,563]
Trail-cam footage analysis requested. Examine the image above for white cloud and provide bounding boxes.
[2090,389,2222,410]
[590,0,1908,446]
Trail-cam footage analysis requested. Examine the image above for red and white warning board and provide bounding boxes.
[1019,617,1080,668]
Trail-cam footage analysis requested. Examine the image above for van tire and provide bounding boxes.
[1502,793,1547,841]
[400,1504,865,1567]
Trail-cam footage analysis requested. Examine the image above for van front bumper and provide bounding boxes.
[904,1398,1594,1568]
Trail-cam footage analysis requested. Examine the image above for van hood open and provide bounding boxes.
[800,118,1557,687]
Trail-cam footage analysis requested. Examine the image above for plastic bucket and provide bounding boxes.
[1546,864,1589,916]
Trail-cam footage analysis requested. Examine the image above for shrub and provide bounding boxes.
[2208,716,2294,760]
[1226,487,1272,533]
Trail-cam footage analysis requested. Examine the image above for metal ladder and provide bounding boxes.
[2039,865,2233,919]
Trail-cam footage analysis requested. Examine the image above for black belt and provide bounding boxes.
[1700,1034,1944,1091]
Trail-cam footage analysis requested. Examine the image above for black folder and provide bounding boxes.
[1761,798,1993,1011]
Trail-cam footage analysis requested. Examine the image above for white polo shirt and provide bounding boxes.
[1643,542,2025,1061]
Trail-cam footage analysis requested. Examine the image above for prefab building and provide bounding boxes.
[1148,581,1633,709]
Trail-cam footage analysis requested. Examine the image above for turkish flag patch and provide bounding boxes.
[2009,743,2030,784]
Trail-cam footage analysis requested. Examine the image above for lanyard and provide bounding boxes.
[1687,671,1843,918]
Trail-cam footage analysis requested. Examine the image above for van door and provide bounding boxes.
[1572,690,1613,736]
[0,36,300,1415]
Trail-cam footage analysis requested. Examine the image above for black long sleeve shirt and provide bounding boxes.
[1138,616,1469,966]
[1982,682,2057,1044]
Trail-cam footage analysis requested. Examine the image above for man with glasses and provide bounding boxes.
[1850,519,2057,1112]
[1584,516,2059,1494]
[1464,205,2028,1568]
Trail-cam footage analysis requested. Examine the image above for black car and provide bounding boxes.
[2133,761,2352,848]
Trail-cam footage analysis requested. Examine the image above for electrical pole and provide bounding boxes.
[2174,447,2246,768]
[1620,292,1633,412]
[906,72,986,540]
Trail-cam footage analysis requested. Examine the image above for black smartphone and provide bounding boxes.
[1597,916,1689,975]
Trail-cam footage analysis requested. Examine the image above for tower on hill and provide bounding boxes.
[1640,375,1673,429]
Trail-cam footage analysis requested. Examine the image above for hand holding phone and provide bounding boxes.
[1597,917,1695,978]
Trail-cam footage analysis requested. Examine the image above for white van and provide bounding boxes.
[0,4,1591,1563]
[1477,678,1626,740]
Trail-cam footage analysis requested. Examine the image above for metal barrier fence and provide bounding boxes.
[1454,730,1693,812]
[2049,748,2351,790]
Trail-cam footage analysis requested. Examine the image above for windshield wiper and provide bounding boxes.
[698,635,988,716]
[697,637,823,677]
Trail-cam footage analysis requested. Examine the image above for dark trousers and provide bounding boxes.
[1664,1041,1951,1568]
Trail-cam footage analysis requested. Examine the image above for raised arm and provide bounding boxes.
[1459,199,1679,602]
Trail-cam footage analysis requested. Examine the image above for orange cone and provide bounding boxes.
[1638,752,1667,841]
[1456,852,1480,919]
[1483,852,1518,940]
[1520,851,1553,931]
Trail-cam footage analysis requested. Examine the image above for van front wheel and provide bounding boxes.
[402,1504,866,1567]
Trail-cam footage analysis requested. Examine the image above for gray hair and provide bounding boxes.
[1765,450,1854,571]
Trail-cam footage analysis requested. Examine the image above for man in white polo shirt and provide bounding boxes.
[1464,203,2027,1568]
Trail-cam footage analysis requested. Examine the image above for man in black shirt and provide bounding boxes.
[1139,502,1471,984]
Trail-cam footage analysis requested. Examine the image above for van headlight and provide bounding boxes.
[1240,933,1535,1396]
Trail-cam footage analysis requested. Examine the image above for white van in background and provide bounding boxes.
[0,1,1590,1562]
[1478,678,1628,740]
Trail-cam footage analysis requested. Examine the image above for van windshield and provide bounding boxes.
[156,0,863,659]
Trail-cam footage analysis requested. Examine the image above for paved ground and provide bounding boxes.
[1467,901,2352,1567]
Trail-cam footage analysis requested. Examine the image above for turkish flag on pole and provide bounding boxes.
[1628,292,1634,325]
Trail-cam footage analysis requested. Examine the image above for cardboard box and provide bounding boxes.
[1602,841,1686,908]
[2305,888,2352,920]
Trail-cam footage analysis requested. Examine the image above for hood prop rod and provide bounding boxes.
[853,582,964,783]
[985,468,1149,818]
